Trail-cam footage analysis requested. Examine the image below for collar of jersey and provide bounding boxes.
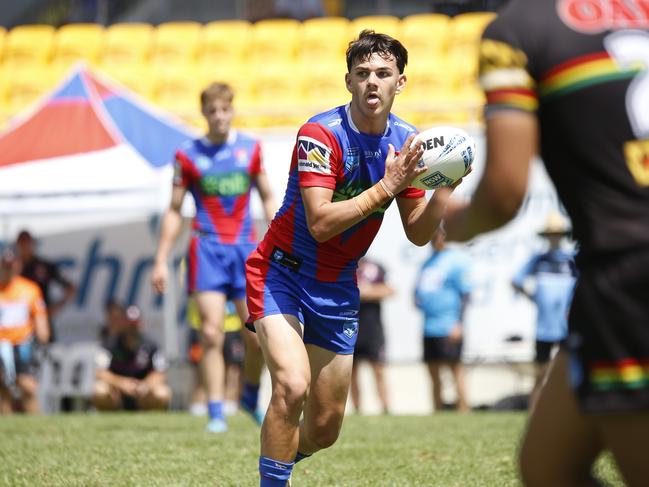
[200,130,237,148]
[345,103,390,137]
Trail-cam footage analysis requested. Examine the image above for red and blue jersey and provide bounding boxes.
[257,104,424,282]
[174,131,262,244]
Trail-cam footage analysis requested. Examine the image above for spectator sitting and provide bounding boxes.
[98,299,129,350]
[92,305,171,411]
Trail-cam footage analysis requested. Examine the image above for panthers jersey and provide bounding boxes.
[257,104,424,282]
[174,131,263,244]
[480,0,649,263]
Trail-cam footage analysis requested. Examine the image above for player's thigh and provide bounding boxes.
[194,291,226,338]
[304,344,353,419]
[254,314,309,381]
[597,412,649,486]
[519,351,602,485]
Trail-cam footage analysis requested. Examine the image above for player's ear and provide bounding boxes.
[395,74,406,95]
[345,72,352,94]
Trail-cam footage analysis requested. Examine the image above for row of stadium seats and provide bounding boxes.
[0,13,495,129]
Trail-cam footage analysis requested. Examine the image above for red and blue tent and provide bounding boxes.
[0,65,196,237]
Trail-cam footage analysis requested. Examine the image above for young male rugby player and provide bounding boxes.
[246,30,463,486]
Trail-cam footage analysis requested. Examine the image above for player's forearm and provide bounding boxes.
[154,210,183,264]
[305,182,392,242]
[401,196,445,246]
[263,199,278,224]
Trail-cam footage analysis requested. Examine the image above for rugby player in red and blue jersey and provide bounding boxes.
[152,82,277,433]
[246,31,463,486]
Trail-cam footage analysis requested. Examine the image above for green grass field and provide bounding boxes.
[0,411,624,486]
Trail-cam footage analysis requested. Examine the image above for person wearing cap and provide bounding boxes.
[92,304,171,411]
[15,230,76,342]
[0,249,50,414]
[511,213,578,411]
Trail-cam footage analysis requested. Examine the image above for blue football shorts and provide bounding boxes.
[246,249,360,355]
[187,233,255,300]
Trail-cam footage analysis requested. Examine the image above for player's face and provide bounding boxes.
[345,53,405,122]
[201,98,234,138]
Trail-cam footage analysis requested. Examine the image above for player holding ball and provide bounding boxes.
[246,30,470,486]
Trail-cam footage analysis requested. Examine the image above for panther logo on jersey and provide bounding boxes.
[558,0,649,33]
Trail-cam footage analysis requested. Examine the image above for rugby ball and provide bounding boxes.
[411,126,475,190]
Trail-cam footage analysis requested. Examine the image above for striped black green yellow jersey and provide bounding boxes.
[479,0,649,263]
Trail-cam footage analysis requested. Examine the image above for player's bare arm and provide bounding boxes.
[301,134,424,242]
[444,112,538,241]
[253,172,279,223]
[151,184,187,294]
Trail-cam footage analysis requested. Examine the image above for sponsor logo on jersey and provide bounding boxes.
[199,172,250,196]
[624,139,649,186]
[393,120,416,132]
[345,147,360,172]
[328,118,343,127]
[558,0,649,33]
[235,148,249,166]
[297,136,332,174]
[196,155,212,171]
[364,149,382,160]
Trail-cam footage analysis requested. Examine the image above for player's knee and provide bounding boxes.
[200,324,224,348]
[272,372,309,413]
[310,421,342,450]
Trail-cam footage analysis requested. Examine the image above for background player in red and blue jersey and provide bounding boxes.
[443,1,649,485]
[246,31,466,487]
[152,82,277,433]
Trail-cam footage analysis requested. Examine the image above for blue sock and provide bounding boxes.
[259,456,293,486]
[294,451,311,464]
[207,400,224,421]
[241,382,260,411]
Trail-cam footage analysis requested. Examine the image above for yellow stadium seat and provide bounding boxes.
[401,13,450,56]
[103,23,154,64]
[301,59,349,111]
[198,61,255,102]
[255,62,306,127]
[448,11,496,51]
[201,20,252,64]
[152,63,204,122]
[349,15,401,39]
[99,62,155,99]
[6,64,66,113]
[53,23,105,65]
[5,24,55,66]
[152,21,202,65]
[300,17,350,62]
[250,19,301,62]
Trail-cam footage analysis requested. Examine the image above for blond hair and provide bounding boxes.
[200,82,234,106]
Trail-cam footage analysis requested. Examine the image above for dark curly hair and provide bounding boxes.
[346,29,408,74]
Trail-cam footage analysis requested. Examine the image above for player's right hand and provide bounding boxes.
[150,262,168,294]
[383,133,426,195]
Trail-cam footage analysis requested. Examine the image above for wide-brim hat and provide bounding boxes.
[539,212,570,236]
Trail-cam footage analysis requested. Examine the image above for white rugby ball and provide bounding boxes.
[411,126,475,190]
